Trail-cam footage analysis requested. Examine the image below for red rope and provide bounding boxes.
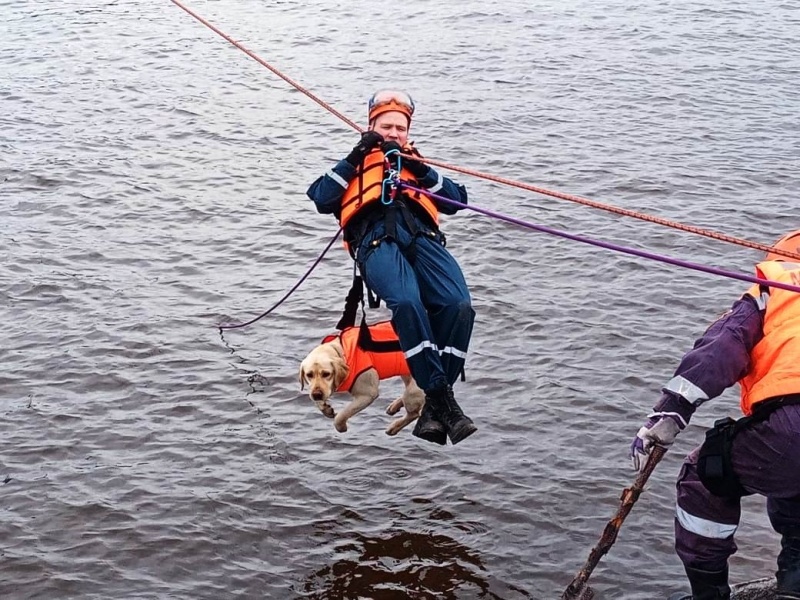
[169,0,363,133]
[171,0,800,263]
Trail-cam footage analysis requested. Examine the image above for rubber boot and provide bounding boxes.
[681,565,731,600]
[412,397,447,446]
[776,531,800,599]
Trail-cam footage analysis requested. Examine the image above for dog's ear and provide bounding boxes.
[298,364,306,391]
[332,356,350,391]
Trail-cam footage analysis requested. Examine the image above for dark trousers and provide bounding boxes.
[674,404,800,571]
[356,218,474,393]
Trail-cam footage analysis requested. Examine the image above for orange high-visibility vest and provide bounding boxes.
[739,260,800,415]
[324,321,410,392]
[338,147,439,233]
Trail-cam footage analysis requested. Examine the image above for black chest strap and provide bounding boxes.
[357,319,402,353]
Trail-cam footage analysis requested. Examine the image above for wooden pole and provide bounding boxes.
[561,446,668,600]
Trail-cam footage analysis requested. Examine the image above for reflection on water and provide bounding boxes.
[299,519,529,599]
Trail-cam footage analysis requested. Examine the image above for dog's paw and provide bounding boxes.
[334,420,348,433]
[316,402,335,418]
[386,398,403,416]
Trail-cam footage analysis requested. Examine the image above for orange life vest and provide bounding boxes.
[325,321,410,392]
[739,260,800,415]
[338,146,440,234]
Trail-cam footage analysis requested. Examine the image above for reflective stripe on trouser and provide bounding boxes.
[357,218,473,392]
[675,405,800,572]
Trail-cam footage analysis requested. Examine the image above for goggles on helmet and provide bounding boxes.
[368,89,415,122]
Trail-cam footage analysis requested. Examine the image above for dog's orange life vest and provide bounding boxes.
[338,147,439,232]
[324,321,410,392]
[739,260,800,415]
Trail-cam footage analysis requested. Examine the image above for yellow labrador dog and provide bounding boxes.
[299,321,424,435]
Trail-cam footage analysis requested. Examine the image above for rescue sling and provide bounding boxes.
[322,321,408,393]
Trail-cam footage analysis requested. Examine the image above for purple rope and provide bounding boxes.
[218,228,343,330]
[400,182,800,295]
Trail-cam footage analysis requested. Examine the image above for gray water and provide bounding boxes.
[2,1,799,598]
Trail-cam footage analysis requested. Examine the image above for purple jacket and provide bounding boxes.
[654,294,765,422]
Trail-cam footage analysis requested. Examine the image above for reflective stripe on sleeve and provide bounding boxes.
[665,376,709,405]
[327,169,348,189]
[428,171,444,194]
[752,290,769,310]
[676,504,738,539]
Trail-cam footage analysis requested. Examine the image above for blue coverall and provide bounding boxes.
[307,154,474,394]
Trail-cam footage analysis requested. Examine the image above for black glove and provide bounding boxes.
[380,141,430,179]
[345,131,384,166]
[398,145,430,179]
[381,140,403,154]
[380,140,403,170]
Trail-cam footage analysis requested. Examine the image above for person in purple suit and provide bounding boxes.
[630,230,800,600]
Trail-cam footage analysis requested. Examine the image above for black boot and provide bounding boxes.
[682,565,731,600]
[776,530,800,598]
[412,399,447,446]
[435,385,477,445]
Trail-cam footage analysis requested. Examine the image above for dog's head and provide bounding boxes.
[299,341,349,418]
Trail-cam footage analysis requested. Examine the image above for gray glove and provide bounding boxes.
[629,411,687,472]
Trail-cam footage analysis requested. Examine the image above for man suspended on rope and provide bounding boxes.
[629,230,800,600]
[306,89,477,446]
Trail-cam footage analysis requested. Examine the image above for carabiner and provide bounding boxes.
[380,147,403,205]
[380,169,399,205]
